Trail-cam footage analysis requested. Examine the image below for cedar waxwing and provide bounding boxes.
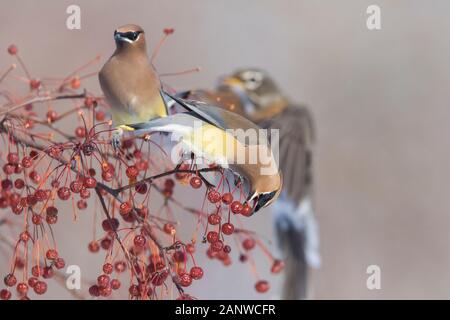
[98,25,282,213]
[191,68,321,299]
[99,24,168,131]
[123,92,283,213]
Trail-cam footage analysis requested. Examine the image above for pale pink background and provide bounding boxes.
[1,0,450,299]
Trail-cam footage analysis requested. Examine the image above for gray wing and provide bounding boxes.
[161,90,226,130]
[259,105,315,203]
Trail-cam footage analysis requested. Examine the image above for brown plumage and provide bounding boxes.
[99,24,167,127]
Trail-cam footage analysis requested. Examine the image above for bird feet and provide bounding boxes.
[111,127,124,151]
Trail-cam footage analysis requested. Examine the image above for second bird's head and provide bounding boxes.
[218,68,286,116]
[113,24,146,50]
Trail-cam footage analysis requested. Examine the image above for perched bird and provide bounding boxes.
[191,69,321,299]
[99,24,168,131]
[123,93,283,213]
[99,25,282,213]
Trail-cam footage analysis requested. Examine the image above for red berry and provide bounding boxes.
[46,215,57,224]
[29,79,41,90]
[75,126,86,138]
[0,289,11,300]
[119,202,132,215]
[99,285,112,297]
[89,285,100,297]
[100,238,112,250]
[135,183,148,194]
[77,199,87,210]
[211,240,224,252]
[95,110,105,121]
[31,265,43,277]
[7,152,19,164]
[222,192,233,204]
[42,266,54,279]
[55,258,65,269]
[136,206,148,219]
[208,213,221,225]
[83,176,97,188]
[97,274,110,288]
[241,204,253,217]
[57,187,71,200]
[19,231,30,242]
[178,273,192,287]
[163,223,175,235]
[271,260,285,274]
[16,282,28,295]
[80,188,91,199]
[33,281,47,295]
[186,243,195,253]
[206,231,219,243]
[114,261,127,273]
[164,28,175,35]
[70,180,83,193]
[88,241,100,253]
[46,110,58,122]
[129,284,140,297]
[126,165,139,179]
[189,176,202,189]
[190,266,204,280]
[31,214,42,225]
[110,279,121,290]
[173,251,186,263]
[133,235,146,248]
[28,277,38,288]
[221,223,234,235]
[102,218,119,232]
[255,280,270,293]
[70,77,80,89]
[164,179,175,189]
[85,97,95,108]
[231,201,243,214]
[103,263,113,274]
[1,179,12,190]
[3,163,14,175]
[7,44,17,55]
[35,189,48,201]
[4,273,17,287]
[46,249,58,260]
[242,238,256,251]
[207,190,221,203]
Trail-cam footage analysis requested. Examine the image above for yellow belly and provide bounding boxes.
[112,95,167,127]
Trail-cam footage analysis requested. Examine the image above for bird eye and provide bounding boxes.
[122,31,141,41]
[254,191,277,212]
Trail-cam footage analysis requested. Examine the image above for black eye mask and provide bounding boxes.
[114,31,142,41]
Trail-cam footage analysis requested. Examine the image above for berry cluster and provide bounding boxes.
[0,41,284,300]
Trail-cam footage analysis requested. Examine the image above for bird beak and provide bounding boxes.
[221,77,244,89]
[114,32,132,43]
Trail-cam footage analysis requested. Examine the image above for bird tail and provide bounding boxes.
[273,196,320,300]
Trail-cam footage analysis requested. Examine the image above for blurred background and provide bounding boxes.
[1,0,450,299]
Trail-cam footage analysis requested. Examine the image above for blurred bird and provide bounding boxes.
[189,69,321,299]
[99,25,282,212]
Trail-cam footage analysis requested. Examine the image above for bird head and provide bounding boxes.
[113,24,146,50]
[218,68,285,115]
[246,170,283,213]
